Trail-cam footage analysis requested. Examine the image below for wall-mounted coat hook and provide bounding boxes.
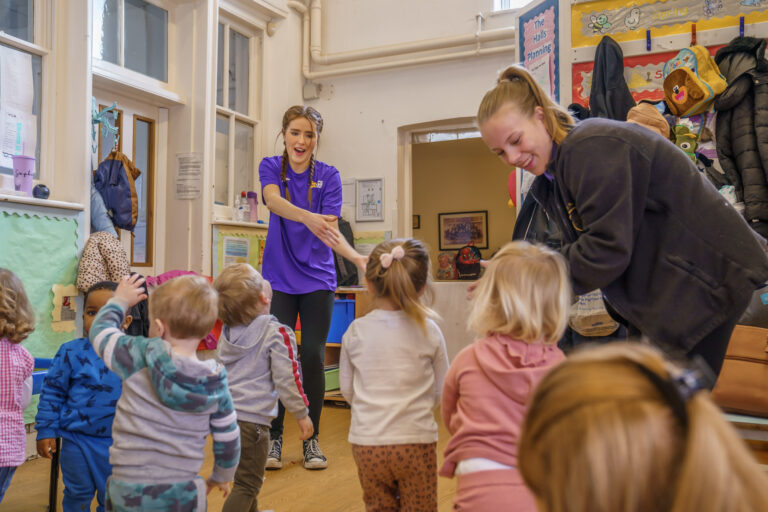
[739,16,745,37]
[691,23,696,46]
[646,29,651,51]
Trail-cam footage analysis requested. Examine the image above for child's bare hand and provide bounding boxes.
[36,438,57,459]
[205,478,231,498]
[297,416,314,440]
[116,274,147,308]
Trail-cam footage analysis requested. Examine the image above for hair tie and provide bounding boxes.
[379,245,405,269]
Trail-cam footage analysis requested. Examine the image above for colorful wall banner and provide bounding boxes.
[571,45,723,107]
[572,0,768,48]
[519,0,560,102]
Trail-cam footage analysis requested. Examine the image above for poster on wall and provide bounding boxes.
[571,0,768,48]
[518,0,560,102]
[570,45,723,107]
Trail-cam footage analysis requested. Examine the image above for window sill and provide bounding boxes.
[0,192,85,211]
[212,218,269,229]
[93,61,185,107]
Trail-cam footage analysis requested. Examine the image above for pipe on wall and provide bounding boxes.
[286,0,515,80]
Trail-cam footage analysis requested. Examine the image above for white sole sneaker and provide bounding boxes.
[265,457,282,470]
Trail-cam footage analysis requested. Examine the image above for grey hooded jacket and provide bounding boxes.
[217,315,309,426]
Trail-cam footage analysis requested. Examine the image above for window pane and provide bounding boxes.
[214,115,229,206]
[0,0,34,42]
[216,24,224,107]
[93,0,120,65]
[0,42,42,179]
[125,0,167,81]
[234,120,254,201]
[132,118,152,265]
[228,30,249,114]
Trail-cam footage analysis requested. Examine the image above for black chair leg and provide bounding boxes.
[47,438,60,512]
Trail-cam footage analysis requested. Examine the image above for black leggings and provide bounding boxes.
[269,289,335,438]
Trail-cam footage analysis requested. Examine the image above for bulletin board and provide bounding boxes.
[571,0,768,48]
[518,0,560,102]
[570,44,724,107]
[0,209,81,422]
[212,224,267,278]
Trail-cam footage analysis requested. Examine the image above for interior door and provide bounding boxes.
[93,90,162,276]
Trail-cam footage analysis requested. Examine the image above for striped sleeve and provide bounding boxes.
[89,300,151,380]
[209,375,241,483]
[269,326,309,417]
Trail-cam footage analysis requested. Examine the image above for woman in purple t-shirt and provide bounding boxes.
[259,105,366,471]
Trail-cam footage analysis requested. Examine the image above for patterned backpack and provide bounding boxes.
[662,45,727,117]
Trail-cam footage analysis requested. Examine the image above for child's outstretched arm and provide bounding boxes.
[269,325,312,438]
[34,344,72,458]
[208,381,240,495]
[89,275,153,380]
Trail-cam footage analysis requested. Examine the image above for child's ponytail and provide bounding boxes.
[365,239,436,332]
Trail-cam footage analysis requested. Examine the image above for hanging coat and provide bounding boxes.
[589,36,636,121]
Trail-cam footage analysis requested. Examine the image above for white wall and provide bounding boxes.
[263,0,517,234]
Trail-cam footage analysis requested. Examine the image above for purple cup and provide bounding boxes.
[12,155,35,197]
[246,191,259,222]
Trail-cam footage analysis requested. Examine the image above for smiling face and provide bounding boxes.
[480,103,554,176]
[283,117,318,173]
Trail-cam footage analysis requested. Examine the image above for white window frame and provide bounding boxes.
[213,11,262,220]
[493,0,532,12]
[0,0,53,189]
[92,0,175,88]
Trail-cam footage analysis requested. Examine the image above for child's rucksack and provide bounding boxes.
[663,45,727,117]
[93,150,141,232]
[454,244,482,280]
[334,216,359,287]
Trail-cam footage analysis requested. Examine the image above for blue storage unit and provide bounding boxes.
[327,299,355,344]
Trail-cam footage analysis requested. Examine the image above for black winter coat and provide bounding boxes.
[715,37,768,237]
[542,118,768,352]
[589,36,636,121]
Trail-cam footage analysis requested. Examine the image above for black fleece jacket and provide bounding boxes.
[543,118,768,351]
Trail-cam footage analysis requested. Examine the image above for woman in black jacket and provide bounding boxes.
[478,65,768,377]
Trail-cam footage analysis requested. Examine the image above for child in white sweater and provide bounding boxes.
[340,239,449,511]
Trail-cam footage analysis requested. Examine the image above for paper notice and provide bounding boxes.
[176,153,202,199]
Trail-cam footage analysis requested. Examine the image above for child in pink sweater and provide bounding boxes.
[0,269,35,504]
[440,242,567,511]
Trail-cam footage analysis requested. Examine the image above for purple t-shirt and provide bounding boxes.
[259,155,342,294]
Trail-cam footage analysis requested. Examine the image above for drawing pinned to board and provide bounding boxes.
[223,237,250,268]
[356,178,384,222]
[51,284,78,333]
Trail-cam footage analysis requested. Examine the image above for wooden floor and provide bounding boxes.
[3,404,457,511]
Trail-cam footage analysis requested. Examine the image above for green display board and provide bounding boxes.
[0,211,80,422]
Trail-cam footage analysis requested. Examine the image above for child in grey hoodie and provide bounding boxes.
[214,264,313,512]
[89,274,240,511]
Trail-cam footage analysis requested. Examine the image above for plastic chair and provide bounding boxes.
[33,358,60,512]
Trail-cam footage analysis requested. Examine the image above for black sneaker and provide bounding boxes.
[266,435,282,470]
[302,437,328,470]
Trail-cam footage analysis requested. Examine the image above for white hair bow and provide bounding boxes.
[379,245,405,269]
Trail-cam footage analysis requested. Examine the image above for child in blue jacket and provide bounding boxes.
[35,281,132,512]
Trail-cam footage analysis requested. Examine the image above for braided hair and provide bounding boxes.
[279,105,323,204]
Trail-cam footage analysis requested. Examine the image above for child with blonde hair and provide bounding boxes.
[340,239,449,511]
[440,241,568,511]
[89,274,240,511]
[519,342,768,512]
[214,263,313,512]
[0,269,35,504]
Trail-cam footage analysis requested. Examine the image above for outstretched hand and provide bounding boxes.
[115,274,148,308]
[304,212,341,248]
[206,478,231,498]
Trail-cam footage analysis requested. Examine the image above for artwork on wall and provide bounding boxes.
[438,210,488,251]
[356,178,384,222]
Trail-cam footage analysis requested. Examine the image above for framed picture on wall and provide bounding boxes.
[356,178,384,222]
[438,210,488,250]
